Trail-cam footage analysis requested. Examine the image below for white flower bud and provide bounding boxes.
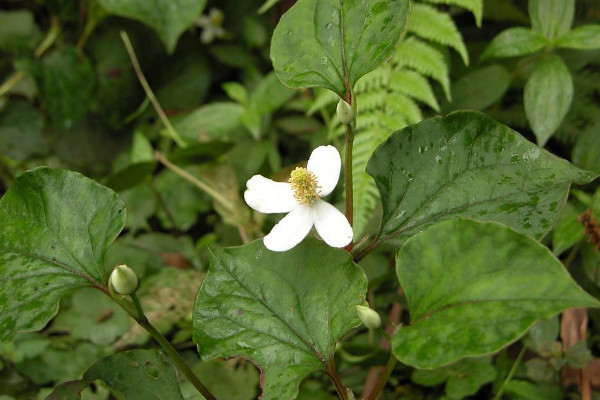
[336,99,355,125]
[109,264,138,295]
[355,305,381,329]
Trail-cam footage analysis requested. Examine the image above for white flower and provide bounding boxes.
[195,8,226,44]
[244,145,353,252]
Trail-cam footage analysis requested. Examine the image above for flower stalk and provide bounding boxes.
[111,291,218,400]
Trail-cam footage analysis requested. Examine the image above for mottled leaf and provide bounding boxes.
[0,168,125,341]
[271,0,410,97]
[366,111,594,247]
[193,238,367,400]
[393,219,600,368]
[524,53,573,146]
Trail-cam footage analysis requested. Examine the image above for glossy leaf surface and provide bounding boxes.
[366,111,595,247]
[393,219,600,368]
[524,53,573,146]
[271,0,409,97]
[193,238,367,400]
[0,168,125,341]
[97,0,206,53]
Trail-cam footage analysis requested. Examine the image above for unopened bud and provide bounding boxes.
[109,264,138,295]
[336,99,355,125]
[355,305,381,329]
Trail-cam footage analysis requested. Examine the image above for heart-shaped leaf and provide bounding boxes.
[97,0,206,53]
[0,167,125,342]
[271,0,410,98]
[193,238,367,400]
[46,349,183,400]
[393,219,600,369]
[366,111,595,247]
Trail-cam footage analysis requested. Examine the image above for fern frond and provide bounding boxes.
[408,3,469,65]
[351,126,389,239]
[422,0,483,27]
[389,69,440,111]
[394,37,451,100]
[386,93,423,126]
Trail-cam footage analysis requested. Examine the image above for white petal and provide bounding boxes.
[312,200,353,248]
[263,205,313,251]
[244,175,297,214]
[307,145,341,197]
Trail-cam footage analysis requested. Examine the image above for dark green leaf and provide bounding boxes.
[34,46,95,130]
[392,219,600,368]
[480,28,547,60]
[413,356,496,399]
[0,100,47,161]
[167,142,233,165]
[104,162,156,192]
[529,0,574,42]
[524,53,573,146]
[83,349,183,400]
[271,0,410,97]
[444,64,510,111]
[555,25,600,50]
[0,168,125,341]
[45,380,89,400]
[366,111,594,247]
[551,202,584,256]
[193,238,367,400]
[97,0,207,53]
[572,122,600,172]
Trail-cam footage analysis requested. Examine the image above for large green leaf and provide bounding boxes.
[393,219,600,369]
[529,0,574,42]
[0,168,125,342]
[524,53,573,146]
[193,238,367,400]
[271,0,410,98]
[46,349,184,400]
[366,111,595,247]
[480,27,547,60]
[97,0,206,53]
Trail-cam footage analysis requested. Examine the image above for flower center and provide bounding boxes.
[289,167,320,205]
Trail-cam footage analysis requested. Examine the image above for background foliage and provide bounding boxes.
[0,0,599,399]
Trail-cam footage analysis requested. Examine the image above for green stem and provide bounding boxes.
[154,151,234,213]
[493,346,525,400]
[127,293,218,400]
[0,17,61,98]
[365,353,397,400]
[344,122,355,236]
[120,31,187,147]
